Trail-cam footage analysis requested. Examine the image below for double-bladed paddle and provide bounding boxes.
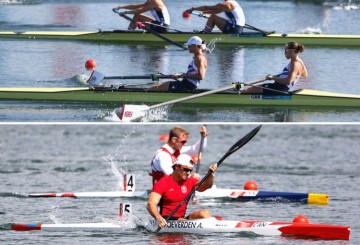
[155,125,262,232]
[86,70,179,86]
[114,10,187,50]
[118,77,267,122]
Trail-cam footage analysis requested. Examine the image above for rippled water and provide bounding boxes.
[0,124,359,244]
[0,0,359,122]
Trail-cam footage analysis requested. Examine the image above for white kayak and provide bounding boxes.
[11,216,350,240]
[27,175,329,205]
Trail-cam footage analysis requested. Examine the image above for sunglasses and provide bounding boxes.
[179,165,193,173]
[174,137,187,144]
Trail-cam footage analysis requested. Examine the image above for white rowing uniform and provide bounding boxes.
[186,57,203,87]
[225,0,245,27]
[278,60,305,89]
[150,7,170,26]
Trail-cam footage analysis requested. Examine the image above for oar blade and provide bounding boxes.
[218,125,262,165]
[86,70,105,86]
[118,104,150,122]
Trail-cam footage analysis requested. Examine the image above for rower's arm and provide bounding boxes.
[113,3,145,11]
[191,4,228,14]
[196,164,217,192]
[147,192,167,228]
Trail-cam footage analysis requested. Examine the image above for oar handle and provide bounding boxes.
[155,125,262,232]
[114,10,187,50]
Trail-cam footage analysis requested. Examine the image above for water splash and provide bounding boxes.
[140,106,169,122]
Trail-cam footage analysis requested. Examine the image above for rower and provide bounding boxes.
[241,41,308,95]
[149,126,208,186]
[147,154,217,228]
[185,0,245,34]
[146,36,207,92]
[112,0,170,33]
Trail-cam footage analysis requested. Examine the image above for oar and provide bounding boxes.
[114,10,187,50]
[190,11,274,36]
[195,125,206,173]
[87,70,178,86]
[119,77,267,122]
[155,125,262,232]
[191,125,206,202]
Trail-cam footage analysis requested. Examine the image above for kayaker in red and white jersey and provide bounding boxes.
[147,154,217,227]
[112,0,170,33]
[242,41,308,94]
[149,126,208,186]
[185,0,245,34]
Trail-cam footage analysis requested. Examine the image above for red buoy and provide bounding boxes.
[182,11,191,18]
[293,214,309,223]
[244,180,258,190]
[85,59,96,71]
[191,154,199,164]
[159,133,169,142]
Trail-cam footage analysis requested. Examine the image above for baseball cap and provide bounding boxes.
[185,36,203,47]
[175,154,195,168]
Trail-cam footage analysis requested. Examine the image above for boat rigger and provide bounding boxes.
[0,30,359,47]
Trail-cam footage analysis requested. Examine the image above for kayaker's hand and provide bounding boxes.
[200,125,208,137]
[209,163,217,173]
[156,215,168,228]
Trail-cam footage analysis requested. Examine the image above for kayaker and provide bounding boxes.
[185,0,245,34]
[242,41,308,94]
[147,36,208,92]
[112,0,170,33]
[147,154,217,227]
[149,125,208,186]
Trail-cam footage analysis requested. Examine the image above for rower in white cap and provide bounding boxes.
[147,36,207,92]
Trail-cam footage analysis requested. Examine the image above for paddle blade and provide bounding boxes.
[118,104,150,122]
[86,70,105,86]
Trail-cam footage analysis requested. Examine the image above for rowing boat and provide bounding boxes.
[27,175,329,205]
[0,30,359,47]
[10,212,350,240]
[0,87,359,107]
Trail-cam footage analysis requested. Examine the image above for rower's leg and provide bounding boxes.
[187,209,212,219]
[129,14,154,30]
[146,81,170,91]
[203,15,227,33]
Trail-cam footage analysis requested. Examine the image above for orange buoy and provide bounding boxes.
[244,180,258,190]
[293,214,309,223]
[85,59,96,71]
[191,154,199,163]
[159,133,169,142]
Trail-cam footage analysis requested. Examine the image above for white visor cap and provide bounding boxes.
[184,36,206,50]
[175,154,194,168]
[185,36,202,46]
